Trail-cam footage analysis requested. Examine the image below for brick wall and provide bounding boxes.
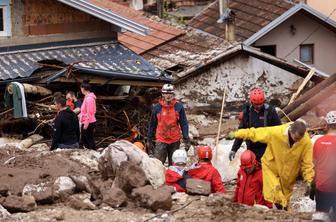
[23,0,113,36]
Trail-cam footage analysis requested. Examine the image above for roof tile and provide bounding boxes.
[189,0,293,40]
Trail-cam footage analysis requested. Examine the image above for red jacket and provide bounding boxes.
[313,135,336,192]
[66,99,75,110]
[165,167,186,192]
[188,162,225,193]
[156,99,182,144]
[233,165,272,208]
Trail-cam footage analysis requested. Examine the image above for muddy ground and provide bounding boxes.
[0,143,316,222]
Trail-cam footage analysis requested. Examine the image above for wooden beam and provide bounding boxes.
[56,76,164,87]
[288,68,315,105]
[96,95,129,101]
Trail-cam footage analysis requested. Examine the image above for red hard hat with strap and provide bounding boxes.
[240,150,257,169]
[197,145,212,161]
[249,88,265,105]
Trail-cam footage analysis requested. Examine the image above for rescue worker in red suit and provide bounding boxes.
[188,146,225,193]
[148,84,190,166]
[310,111,336,221]
[233,150,272,208]
[165,149,191,192]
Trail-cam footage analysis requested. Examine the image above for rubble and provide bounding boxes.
[68,193,96,210]
[131,185,173,211]
[0,204,10,219]
[3,195,37,213]
[22,183,54,204]
[186,179,212,196]
[0,184,9,197]
[53,177,76,198]
[140,156,165,189]
[70,150,100,171]
[102,187,128,208]
[113,161,148,194]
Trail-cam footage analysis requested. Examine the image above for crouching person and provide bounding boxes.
[233,150,272,208]
[165,149,191,192]
[51,97,80,150]
[188,146,225,193]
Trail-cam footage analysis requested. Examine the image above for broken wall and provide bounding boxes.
[175,54,302,110]
[0,0,117,47]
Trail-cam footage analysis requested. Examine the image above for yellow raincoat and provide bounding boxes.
[235,123,314,207]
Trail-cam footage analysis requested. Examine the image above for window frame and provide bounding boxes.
[0,5,9,37]
[299,44,314,64]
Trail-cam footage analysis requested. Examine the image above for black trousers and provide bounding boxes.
[81,122,96,150]
[154,141,180,166]
[316,189,336,213]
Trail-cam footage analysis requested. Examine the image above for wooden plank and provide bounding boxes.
[288,68,315,105]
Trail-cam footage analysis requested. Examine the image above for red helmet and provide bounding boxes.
[240,150,257,169]
[197,145,212,161]
[249,88,265,105]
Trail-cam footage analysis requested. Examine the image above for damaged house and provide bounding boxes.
[0,0,183,143]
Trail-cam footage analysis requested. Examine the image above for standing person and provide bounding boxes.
[147,84,190,166]
[228,120,314,209]
[188,145,225,193]
[79,81,96,150]
[312,111,336,216]
[51,97,80,150]
[233,150,272,208]
[229,88,281,162]
[165,149,191,192]
[66,91,82,114]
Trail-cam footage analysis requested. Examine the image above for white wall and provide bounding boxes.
[175,54,302,109]
[254,11,336,74]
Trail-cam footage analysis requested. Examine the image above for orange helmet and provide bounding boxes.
[197,145,212,161]
[249,88,265,105]
[240,150,257,169]
[134,142,145,152]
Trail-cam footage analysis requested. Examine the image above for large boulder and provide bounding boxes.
[140,157,165,189]
[113,161,148,194]
[102,187,127,208]
[186,179,211,196]
[131,185,172,211]
[3,195,36,213]
[22,183,54,204]
[98,140,145,179]
[53,176,76,199]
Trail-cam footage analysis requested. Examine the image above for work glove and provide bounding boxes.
[226,131,236,140]
[229,150,236,161]
[308,182,315,200]
[183,138,191,152]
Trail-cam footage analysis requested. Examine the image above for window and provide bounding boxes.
[0,5,9,36]
[257,45,276,56]
[300,44,314,64]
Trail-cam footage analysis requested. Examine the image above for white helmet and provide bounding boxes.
[325,111,336,125]
[172,149,187,164]
[161,84,175,94]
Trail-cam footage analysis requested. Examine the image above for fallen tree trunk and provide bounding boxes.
[280,73,336,118]
[7,83,51,96]
[286,83,336,121]
[18,134,44,150]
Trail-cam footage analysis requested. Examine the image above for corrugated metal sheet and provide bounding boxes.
[0,42,167,81]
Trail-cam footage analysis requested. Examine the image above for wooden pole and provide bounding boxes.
[215,83,227,161]
[157,0,164,18]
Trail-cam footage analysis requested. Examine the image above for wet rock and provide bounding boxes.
[70,175,92,193]
[53,176,76,198]
[102,187,127,208]
[186,179,211,196]
[22,183,54,204]
[131,185,172,211]
[0,184,9,197]
[68,193,96,210]
[0,204,10,219]
[3,195,37,213]
[114,161,147,194]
